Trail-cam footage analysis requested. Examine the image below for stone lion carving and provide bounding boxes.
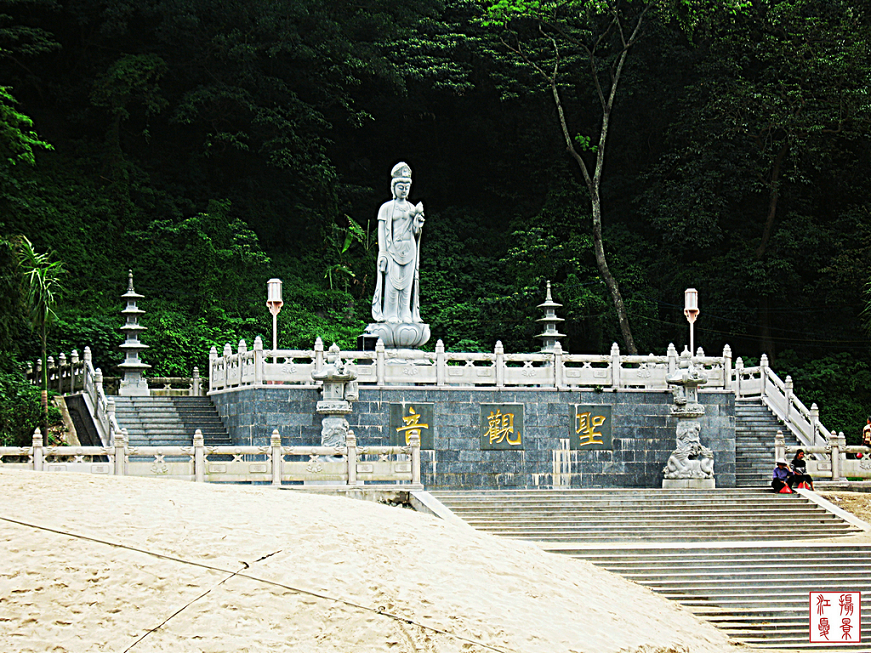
[663,420,714,479]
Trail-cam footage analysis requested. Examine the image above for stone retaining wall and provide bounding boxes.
[209,387,735,488]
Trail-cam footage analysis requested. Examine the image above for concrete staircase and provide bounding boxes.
[558,544,871,650]
[113,396,231,447]
[428,489,862,542]
[426,489,869,650]
[735,399,803,487]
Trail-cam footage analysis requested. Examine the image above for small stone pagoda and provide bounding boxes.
[118,270,151,396]
[535,280,566,353]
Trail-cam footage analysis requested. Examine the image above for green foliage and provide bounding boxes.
[774,351,871,445]
[0,355,62,447]
[0,87,51,165]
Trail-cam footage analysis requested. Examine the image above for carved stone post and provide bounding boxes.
[314,337,324,374]
[194,429,205,482]
[775,430,785,463]
[346,430,357,486]
[830,431,841,480]
[209,346,217,392]
[667,343,678,376]
[838,431,847,481]
[58,352,67,393]
[32,428,44,471]
[735,357,744,398]
[271,429,282,487]
[375,338,386,385]
[722,344,732,390]
[70,350,80,394]
[554,341,564,388]
[253,336,263,385]
[114,429,128,476]
[810,403,819,447]
[760,354,769,396]
[784,375,793,424]
[663,349,714,488]
[435,339,445,387]
[495,341,505,388]
[409,431,421,487]
[610,342,621,389]
[312,344,359,450]
[191,367,201,396]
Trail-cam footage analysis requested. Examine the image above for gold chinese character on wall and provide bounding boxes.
[480,404,524,450]
[389,403,434,448]
[572,405,612,450]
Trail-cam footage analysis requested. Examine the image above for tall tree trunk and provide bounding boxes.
[41,336,49,442]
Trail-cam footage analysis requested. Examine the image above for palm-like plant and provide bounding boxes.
[14,236,64,441]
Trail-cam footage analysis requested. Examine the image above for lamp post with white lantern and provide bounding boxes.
[684,288,699,356]
[266,279,283,360]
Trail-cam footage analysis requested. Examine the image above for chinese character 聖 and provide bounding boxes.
[486,410,521,446]
[576,411,606,447]
[396,406,428,445]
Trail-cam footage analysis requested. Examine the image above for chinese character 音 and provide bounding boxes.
[396,406,428,445]
[486,410,521,446]
[576,411,606,447]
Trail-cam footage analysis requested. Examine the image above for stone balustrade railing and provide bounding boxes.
[775,430,871,481]
[27,354,205,398]
[209,338,734,393]
[0,428,421,488]
[733,355,832,450]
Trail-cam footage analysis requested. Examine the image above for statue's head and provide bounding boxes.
[390,161,412,199]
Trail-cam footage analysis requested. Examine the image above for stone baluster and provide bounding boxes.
[253,336,263,385]
[838,432,847,480]
[236,339,247,386]
[95,367,104,399]
[222,343,232,389]
[107,397,116,432]
[735,357,743,398]
[610,342,621,389]
[191,367,201,396]
[435,339,445,387]
[271,429,283,487]
[695,346,704,359]
[238,339,247,355]
[32,428,44,471]
[209,346,218,392]
[346,430,357,487]
[47,356,54,389]
[830,431,841,480]
[784,375,793,424]
[114,429,128,476]
[314,337,324,375]
[667,343,677,376]
[375,338,386,385]
[759,354,769,396]
[194,429,205,482]
[409,431,421,487]
[722,344,732,390]
[554,341,564,388]
[58,352,67,393]
[35,357,42,385]
[810,403,819,447]
[495,341,505,388]
[775,430,785,463]
[70,350,80,394]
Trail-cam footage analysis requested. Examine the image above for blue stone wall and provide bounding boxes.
[209,387,735,488]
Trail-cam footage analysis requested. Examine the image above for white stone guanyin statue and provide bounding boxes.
[365,162,430,348]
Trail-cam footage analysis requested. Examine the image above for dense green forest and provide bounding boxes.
[1,0,870,442]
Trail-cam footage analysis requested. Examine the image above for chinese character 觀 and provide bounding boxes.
[485,410,521,446]
[840,594,853,616]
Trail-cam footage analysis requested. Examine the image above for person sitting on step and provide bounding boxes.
[790,449,814,491]
[772,458,794,493]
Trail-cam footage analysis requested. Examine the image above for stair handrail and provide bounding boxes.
[734,359,835,451]
[80,347,121,447]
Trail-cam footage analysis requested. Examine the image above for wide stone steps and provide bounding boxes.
[735,400,803,487]
[114,396,231,447]
[429,489,862,543]
[426,489,869,649]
